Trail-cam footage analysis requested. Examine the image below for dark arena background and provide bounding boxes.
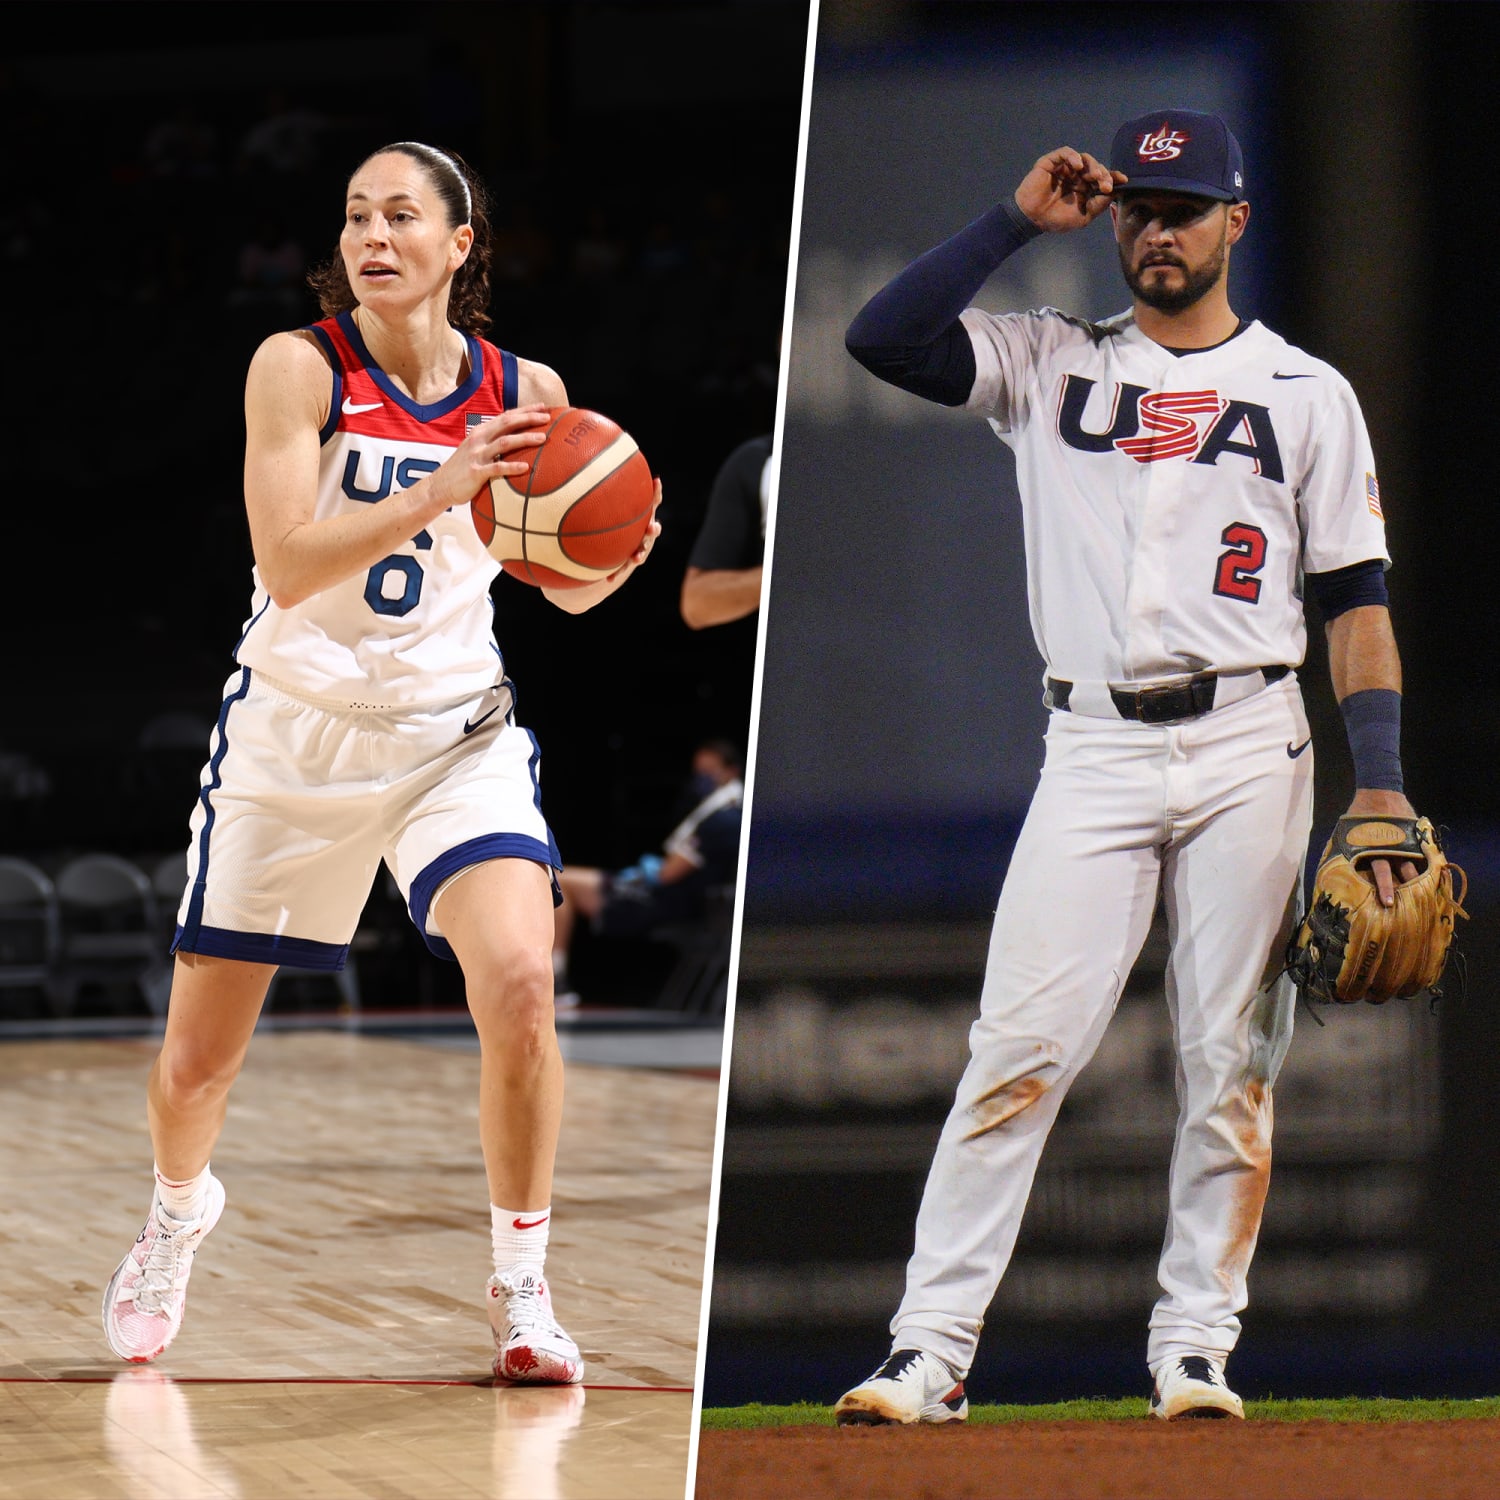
[706,0,1500,1416]
[1,11,809,1495]
[2,0,805,1014]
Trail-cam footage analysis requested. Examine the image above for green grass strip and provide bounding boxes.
[701,1397,1500,1430]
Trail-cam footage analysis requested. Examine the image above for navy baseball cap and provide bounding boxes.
[1110,110,1245,201]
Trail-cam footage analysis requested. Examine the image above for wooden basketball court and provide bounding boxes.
[0,1023,719,1499]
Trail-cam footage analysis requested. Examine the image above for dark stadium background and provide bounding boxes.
[709,0,1500,1410]
[1,0,807,1010]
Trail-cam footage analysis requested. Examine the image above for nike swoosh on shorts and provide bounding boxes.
[463,704,501,735]
[1286,738,1312,758]
[1271,372,1314,381]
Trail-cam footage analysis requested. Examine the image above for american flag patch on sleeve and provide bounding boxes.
[1366,473,1383,518]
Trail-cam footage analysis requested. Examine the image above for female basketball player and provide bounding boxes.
[103,142,659,1383]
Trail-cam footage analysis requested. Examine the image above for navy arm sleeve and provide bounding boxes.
[1306,558,1388,619]
[845,197,1043,406]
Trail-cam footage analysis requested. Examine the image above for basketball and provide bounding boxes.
[471,407,655,588]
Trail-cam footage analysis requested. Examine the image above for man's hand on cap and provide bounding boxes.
[1016,148,1129,233]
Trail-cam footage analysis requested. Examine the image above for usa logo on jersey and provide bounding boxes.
[1136,123,1189,161]
[1056,375,1284,481]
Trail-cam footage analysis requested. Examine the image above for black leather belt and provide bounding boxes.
[1047,666,1289,724]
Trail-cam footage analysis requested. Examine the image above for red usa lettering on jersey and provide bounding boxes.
[1115,390,1225,463]
[1055,375,1285,481]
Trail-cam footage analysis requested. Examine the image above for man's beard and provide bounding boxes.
[1122,239,1226,312]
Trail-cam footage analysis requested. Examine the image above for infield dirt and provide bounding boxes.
[694,1417,1500,1499]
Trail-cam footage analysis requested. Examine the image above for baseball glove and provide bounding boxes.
[1285,815,1468,1005]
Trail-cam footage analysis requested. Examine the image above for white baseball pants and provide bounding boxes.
[891,673,1314,1378]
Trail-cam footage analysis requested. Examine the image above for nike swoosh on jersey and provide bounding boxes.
[1286,737,1312,758]
[342,397,384,414]
[1271,372,1315,381]
[463,704,502,735]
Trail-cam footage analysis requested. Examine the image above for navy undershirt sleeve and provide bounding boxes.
[845,198,1043,406]
[1305,558,1388,619]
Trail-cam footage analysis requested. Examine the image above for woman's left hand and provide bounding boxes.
[542,480,664,613]
[614,479,664,576]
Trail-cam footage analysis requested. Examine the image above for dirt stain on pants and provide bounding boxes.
[1216,1077,1273,1291]
[962,1068,1054,1141]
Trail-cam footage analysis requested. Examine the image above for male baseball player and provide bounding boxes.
[834,110,1418,1422]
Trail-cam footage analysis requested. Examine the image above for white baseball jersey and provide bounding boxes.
[235,311,516,709]
[960,307,1389,687]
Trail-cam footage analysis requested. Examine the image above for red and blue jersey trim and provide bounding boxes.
[303,313,519,446]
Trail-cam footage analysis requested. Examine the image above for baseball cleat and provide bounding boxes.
[834,1348,968,1425]
[102,1174,226,1363]
[1150,1355,1244,1420]
[487,1266,584,1384]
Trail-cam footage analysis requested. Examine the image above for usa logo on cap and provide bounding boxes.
[1110,108,1245,202]
[1137,123,1190,162]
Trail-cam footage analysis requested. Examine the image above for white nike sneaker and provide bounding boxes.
[102,1175,226,1363]
[834,1349,968,1425]
[1150,1354,1245,1420]
[487,1266,584,1384]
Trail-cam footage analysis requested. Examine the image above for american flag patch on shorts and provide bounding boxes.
[1366,473,1383,518]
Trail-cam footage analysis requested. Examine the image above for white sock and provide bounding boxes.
[154,1163,211,1222]
[492,1203,550,1273]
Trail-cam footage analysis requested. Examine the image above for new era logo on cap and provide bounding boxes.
[1111,109,1245,202]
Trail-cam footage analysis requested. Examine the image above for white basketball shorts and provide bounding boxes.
[171,668,561,971]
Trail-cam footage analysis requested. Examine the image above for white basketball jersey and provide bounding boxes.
[961,307,1389,684]
[235,311,518,708]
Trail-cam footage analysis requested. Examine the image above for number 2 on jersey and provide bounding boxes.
[1213,522,1267,604]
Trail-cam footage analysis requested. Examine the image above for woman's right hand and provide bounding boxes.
[426,404,554,512]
